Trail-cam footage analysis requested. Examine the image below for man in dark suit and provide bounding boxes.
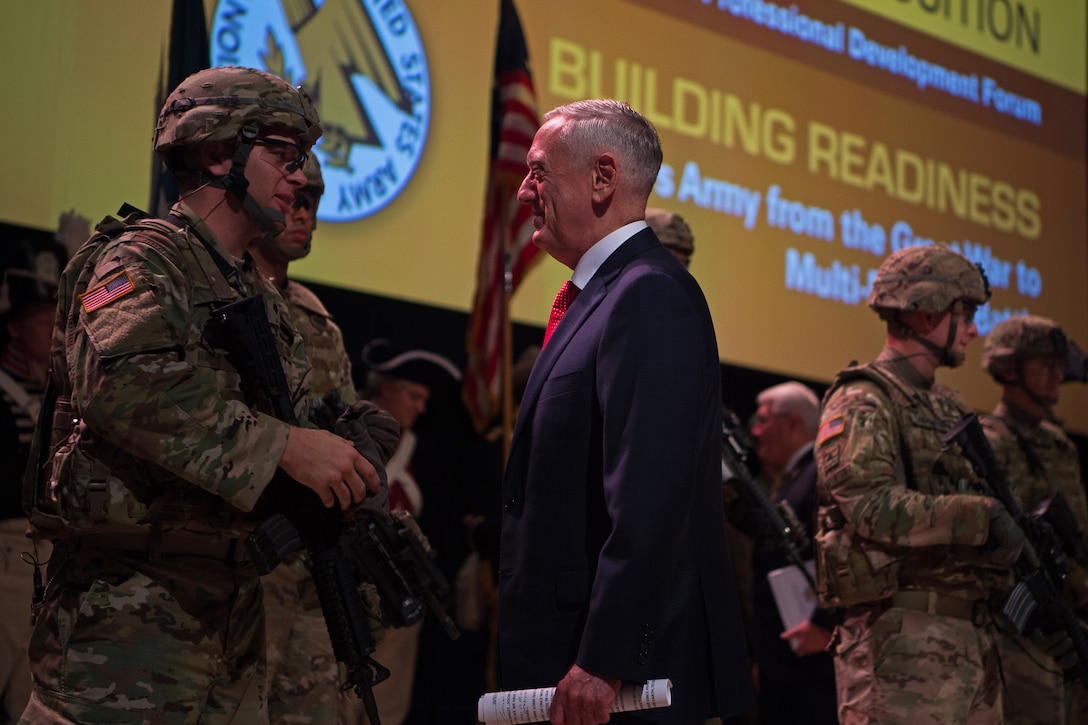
[743,382,838,725]
[497,99,753,725]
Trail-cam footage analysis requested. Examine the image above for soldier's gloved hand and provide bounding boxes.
[335,400,400,515]
[1031,628,1080,670]
[987,501,1032,567]
[308,391,348,432]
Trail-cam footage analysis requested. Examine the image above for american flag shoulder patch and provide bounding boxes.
[817,415,845,446]
[81,270,136,313]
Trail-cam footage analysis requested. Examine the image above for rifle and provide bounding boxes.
[310,393,462,641]
[944,412,1088,683]
[343,513,461,640]
[721,407,816,592]
[1033,491,1088,572]
[210,295,389,723]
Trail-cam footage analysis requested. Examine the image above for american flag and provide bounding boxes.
[817,415,845,445]
[149,0,209,217]
[463,0,541,433]
[81,271,136,313]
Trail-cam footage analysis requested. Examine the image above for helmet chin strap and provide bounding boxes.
[906,300,964,367]
[940,302,964,366]
[214,122,287,236]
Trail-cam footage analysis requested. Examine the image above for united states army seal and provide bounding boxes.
[211,0,431,222]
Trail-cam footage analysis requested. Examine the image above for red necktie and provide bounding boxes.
[543,280,580,348]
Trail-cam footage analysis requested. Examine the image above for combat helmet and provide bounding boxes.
[868,244,990,367]
[646,208,694,266]
[153,66,322,234]
[153,66,321,165]
[868,244,989,315]
[302,152,324,197]
[982,315,1069,380]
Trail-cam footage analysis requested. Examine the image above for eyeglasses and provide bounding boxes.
[1023,357,1064,375]
[959,303,979,325]
[292,192,318,212]
[751,412,788,428]
[253,136,307,173]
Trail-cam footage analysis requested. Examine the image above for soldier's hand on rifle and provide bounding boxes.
[335,401,400,487]
[280,426,381,509]
[987,500,1038,567]
[1032,627,1080,669]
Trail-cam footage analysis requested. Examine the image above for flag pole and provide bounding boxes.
[463,0,541,445]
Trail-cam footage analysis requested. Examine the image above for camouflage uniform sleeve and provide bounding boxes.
[69,234,288,511]
[816,380,990,548]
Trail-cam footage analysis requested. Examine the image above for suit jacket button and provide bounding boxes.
[504,497,517,511]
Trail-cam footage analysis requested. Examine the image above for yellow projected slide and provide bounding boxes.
[520,0,1087,431]
[1,0,1085,431]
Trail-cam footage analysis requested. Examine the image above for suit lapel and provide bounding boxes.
[507,228,663,464]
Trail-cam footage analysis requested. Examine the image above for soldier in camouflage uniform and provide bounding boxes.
[250,155,365,724]
[980,315,1088,724]
[19,67,386,724]
[814,244,1032,724]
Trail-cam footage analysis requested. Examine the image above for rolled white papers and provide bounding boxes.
[478,678,672,724]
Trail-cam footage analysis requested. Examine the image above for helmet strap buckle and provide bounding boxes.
[226,122,260,199]
[940,300,963,367]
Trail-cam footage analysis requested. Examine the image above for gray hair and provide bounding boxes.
[757,382,820,437]
[543,99,662,198]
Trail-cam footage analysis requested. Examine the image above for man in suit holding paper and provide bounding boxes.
[497,98,753,725]
[738,382,838,725]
